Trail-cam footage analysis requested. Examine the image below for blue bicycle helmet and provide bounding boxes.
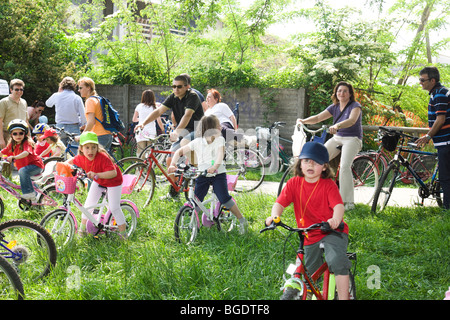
[298,142,329,165]
[32,123,49,134]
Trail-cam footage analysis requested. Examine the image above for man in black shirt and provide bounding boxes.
[136,75,204,152]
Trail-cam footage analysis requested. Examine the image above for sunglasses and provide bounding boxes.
[12,132,25,136]
[419,78,431,83]
[172,85,185,89]
[13,88,24,92]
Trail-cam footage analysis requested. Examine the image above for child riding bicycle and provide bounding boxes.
[65,131,127,239]
[265,141,351,299]
[0,119,45,201]
[168,115,248,234]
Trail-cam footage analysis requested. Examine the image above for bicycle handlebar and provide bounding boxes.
[297,122,329,134]
[259,216,344,236]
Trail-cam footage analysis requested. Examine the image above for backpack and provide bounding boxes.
[91,96,125,132]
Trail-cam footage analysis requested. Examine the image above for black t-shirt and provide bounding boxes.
[162,89,204,132]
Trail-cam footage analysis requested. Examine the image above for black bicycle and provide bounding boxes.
[371,127,442,212]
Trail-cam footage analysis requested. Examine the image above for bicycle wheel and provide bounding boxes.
[123,162,156,207]
[43,156,64,166]
[174,205,199,245]
[216,205,236,232]
[0,197,4,221]
[226,147,265,192]
[116,156,145,172]
[277,165,295,196]
[40,209,76,249]
[0,255,24,300]
[352,156,379,204]
[371,162,401,213]
[0,219,57,280]
[104,202,138,239]
[280,279,308,300]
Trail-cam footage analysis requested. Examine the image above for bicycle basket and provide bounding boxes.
[227,175,238,191]
[381,131,400,152]
[122,174,137,194]
[55,174,77,194]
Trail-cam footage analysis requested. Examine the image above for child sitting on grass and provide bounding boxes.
[265,141,351,299]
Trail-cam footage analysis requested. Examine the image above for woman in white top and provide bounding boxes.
[132,90,162,157]
[204,89,237,138]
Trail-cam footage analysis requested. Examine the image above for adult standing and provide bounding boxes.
[77,77,112,151]
[416,66,450,210]
[204,88,238,139]
[298,81,362,210]
[0,79,29,149]
[46,76,87,145]
[135,75,204,199]
[27,100,45,129]
[132,89,162,156]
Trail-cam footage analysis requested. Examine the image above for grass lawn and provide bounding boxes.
[0,184,448,301]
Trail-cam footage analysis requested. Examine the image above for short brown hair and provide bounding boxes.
[60,77,77,91]
[207,89,222,102]
[10,79,24,89]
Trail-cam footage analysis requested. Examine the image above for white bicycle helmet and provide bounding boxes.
[32,123,49,134]
[7,119,28,133]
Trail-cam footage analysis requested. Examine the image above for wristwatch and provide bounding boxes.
[425,134,432,140]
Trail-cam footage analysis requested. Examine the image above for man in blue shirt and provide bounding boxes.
[416,66,450,209]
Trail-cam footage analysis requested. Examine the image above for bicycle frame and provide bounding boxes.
[0,171,58,207]
[136,147,187,194]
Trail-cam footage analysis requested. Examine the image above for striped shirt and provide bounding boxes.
[428,83,450,148]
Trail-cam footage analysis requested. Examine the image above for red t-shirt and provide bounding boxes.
[276,176,348,245]
[73,151,122,187]
[1,140,44,170]
[35,141,50,157]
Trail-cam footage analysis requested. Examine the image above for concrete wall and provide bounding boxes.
[96,84,307,153]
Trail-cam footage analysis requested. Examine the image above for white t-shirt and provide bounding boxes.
[135,103,157,142]
[204,103,234,127]
[187,136,226,174]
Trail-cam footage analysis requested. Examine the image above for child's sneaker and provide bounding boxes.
[21,192,36,201]
[239,217,248,234]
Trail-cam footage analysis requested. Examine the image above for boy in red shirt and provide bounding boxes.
[265,142,351,299]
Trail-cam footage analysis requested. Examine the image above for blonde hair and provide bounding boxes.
[10,79,25,89]
[77,77,98,96]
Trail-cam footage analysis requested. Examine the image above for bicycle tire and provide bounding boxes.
[280,282,307,300]
[0,254,24,300]
[277,165,295,196]
[43,156,64,166]
[116,156,145,172]
[226,147,265,192]
[216,205,236,232]
[0,219,57,280]
[104,202,138,239]
[40,209,76,249]
[352,155,379,204]
[174,205,199,245]
[0,197,4,221]
[371,162,400,213]
[123,162,156,207]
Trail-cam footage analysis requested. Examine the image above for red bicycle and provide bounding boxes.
[260,217,356,300]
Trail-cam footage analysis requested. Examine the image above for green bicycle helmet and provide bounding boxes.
[7,119,28,133]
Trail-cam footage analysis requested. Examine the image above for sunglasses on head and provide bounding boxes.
[172,85,185,89]
[12,132,25,136]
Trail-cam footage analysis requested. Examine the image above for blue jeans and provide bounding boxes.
[19,165,43,194]
[437,144,450,209]
[194,173,235,209]
[56,123,81,147]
